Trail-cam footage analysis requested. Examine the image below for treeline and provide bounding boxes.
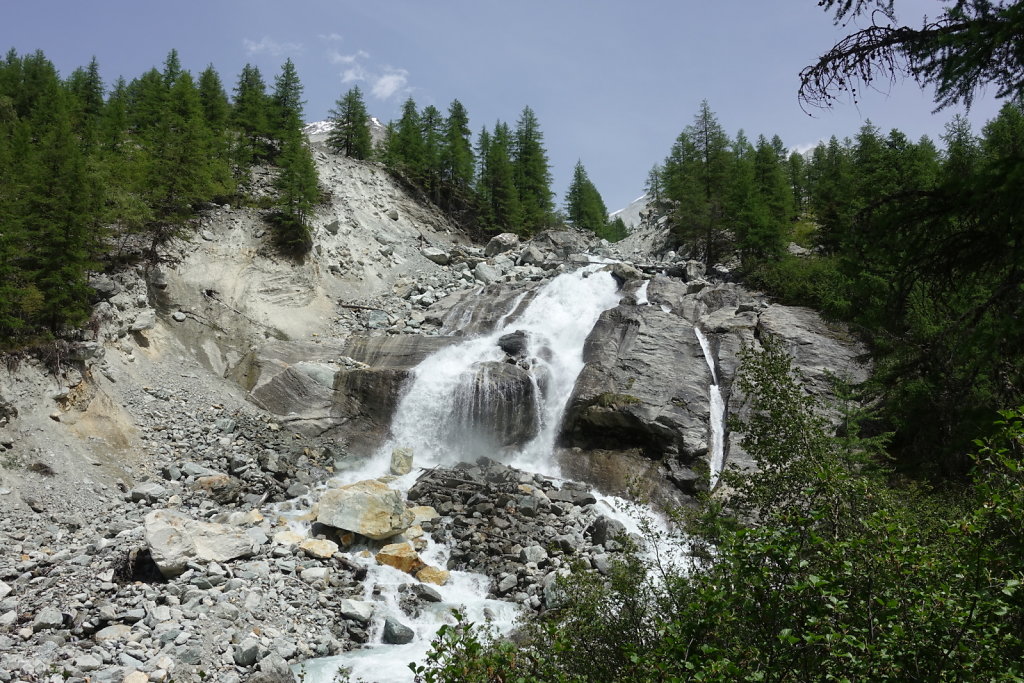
[324,86,624,240]
[0,48,320,349]
[648,100,801,269]
[654,98,1024,473]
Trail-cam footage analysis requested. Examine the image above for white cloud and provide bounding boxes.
[324,46,410,100]
[243,37,303,57]
[371,68,409,100]
[318,33,344,43]
[329,49,370,66]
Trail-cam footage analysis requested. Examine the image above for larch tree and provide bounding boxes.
[564,160,609,234]
[512,106,553,234]
[326,85,372,159]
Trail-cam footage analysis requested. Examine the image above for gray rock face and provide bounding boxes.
[144,509,258,578]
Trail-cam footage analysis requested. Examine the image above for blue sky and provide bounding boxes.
[3,1,1004,211]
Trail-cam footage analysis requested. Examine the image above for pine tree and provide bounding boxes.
[326,85,372,159]
[420,104,444,202]
[197,65,231,135]
[385,98,425,180]
[512,106,553,234]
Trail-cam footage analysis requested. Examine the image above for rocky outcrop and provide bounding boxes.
[450,361,539,449]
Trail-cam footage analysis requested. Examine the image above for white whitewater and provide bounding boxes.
[381,264,621,478]
[295,266,624,682]
[695,327,726,488]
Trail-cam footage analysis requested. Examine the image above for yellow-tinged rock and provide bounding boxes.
[357,550,373,559]
[416,565,451,586]
[375,542,425,574]
[409,506,439,525]
[299,538,339,559]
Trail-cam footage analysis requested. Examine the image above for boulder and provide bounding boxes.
[338,599,374,624]
[376,542,425,574]
[298,539,338,559]
[498,330,529,357]
[484,232,520,256]
[473,262,503,285]
[517,244,548,267]
[421,247,450,265]
[449,361,539,449]
[383,617,415,645]
[390,447,413,476]
[317,480,414,540]
[416,566,451,586]
[144,509,258,578]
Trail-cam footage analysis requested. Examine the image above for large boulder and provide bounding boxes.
[317,480,414,540]
[450,361,539,449]
[144,509,259,578]
[484,232,520,257]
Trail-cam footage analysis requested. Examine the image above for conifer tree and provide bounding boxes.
[197,65,230,135]
[441,100,474,193]
[663,100,732,267]
[385,98,425,180]
[64,56,103,152]
[564,160,609,234]
[512,106,553,234]
[270,58,304,155]
[420,104,444,201]
[232,64,270,169]
[484,122,522,232]
[326,85,372,159]
[273,127,319,256]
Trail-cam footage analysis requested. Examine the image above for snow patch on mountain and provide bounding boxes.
[609,192,650,231]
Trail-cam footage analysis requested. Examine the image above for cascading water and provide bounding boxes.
[293,265,625,682]
[382,264,622,477]
[694,327,726,488]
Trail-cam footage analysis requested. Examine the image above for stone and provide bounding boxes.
[253,653,296,683]
[520,545,548,565]
[130,481,167,504]
[316,479,414,540]
[130,310,156,331]
[411,583,443,603]
[388,208,400,221]
[272,530,304,546]
[123,671,149,683]
[409,505,439,525]
[233,637,260,667]
[473,262,502,285]
[74,654,102,672]
[172,311,187,322]
[497,574,518,595]
[31,607,63,631]
[517,244,547,267]
[300,567,330,583]
[338,599,374,624]
[298,538,338,559]
[376,542,425,574]
[415,566,450,586]
[484,232,520,257]
[390,447,413,476]
[497,330,529,357]
[144,509,258,578]
[588,515,627,547]
[192,473,241,504]
[448,361,538,449]
[0,581,11,599]
[95,624,132,642]
[421,247,450,265]
[383,617,415,645]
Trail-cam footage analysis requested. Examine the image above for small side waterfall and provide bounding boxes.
[694,327,726,488]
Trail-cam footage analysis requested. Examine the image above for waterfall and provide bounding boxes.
[694,327,726,488]
[382,264,621,476]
